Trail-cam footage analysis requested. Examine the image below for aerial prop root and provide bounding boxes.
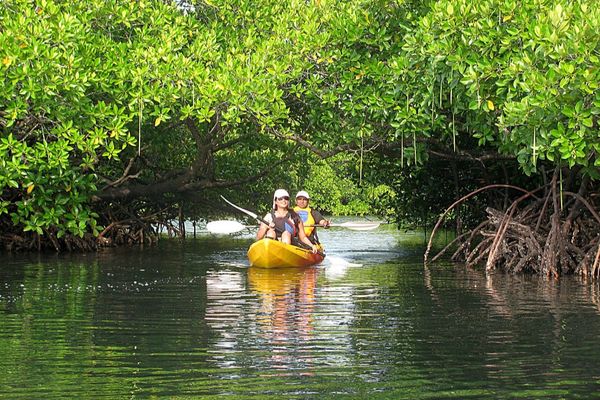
[425,181,600,277]
[424,184,537,265]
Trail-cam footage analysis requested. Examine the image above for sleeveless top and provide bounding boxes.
[269,210,301,238]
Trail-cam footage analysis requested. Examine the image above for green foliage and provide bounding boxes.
[303,154,397,218]
[364,183,396,220]
[302,0,600,226]
[299,158,374,216]
[401,0,600,175]
[0,0,349,241]
[0,0,152,237]
[1,0,598,245]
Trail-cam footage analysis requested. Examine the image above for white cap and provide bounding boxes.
[295,190,310,199]
[273,189,290,209]
[273,189,289,199]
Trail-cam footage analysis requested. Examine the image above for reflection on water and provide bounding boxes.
[248,267,317,372]
[248,267,317,341]
[2,230,600,398]
[205,266,357,375]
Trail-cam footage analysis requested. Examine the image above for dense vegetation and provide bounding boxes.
[1,0,598,276]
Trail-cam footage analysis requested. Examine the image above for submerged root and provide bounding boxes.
[1,219,161,252]
[1,231,99,252]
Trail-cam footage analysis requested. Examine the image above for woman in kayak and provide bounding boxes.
[256,189,319,253]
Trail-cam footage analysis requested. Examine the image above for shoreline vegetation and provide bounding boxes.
[1,1,599,278]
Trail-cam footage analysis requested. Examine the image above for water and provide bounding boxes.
[2,226,600,398]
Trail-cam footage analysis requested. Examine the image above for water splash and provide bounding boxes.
[325,255,363,268]
[321,255,362,280]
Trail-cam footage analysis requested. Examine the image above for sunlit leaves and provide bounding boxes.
[404,0,600,176]
[0,0,185,238]
[3,0,598,245]
[0,0,358,240]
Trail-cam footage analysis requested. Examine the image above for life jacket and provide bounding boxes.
[270,210,300,238]
[293,205,316,237]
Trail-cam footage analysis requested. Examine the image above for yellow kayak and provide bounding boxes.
[247,239,325,268]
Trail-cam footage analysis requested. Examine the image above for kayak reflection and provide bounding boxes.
[248,266,318,370]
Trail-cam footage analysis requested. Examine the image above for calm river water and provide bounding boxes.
[2,226,600,399]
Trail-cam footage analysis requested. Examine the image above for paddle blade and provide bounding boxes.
[206,220,248,234]
[336,221,381,231]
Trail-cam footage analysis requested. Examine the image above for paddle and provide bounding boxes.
[218,196,327,257]
[221,195,265,223]
[219,195,283,233]
[304,221,381,231]
[206,220,257,234]
[220,195,382,231]
[206,219,381,234]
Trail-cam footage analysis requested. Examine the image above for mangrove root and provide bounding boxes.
[426,170,600,278]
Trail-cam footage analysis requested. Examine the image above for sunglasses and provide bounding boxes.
[276,196,289,201]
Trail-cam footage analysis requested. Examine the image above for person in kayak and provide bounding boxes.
[293,190,330,244]
[256,189,319,253]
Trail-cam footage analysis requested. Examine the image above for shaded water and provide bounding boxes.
[2,226,600,398]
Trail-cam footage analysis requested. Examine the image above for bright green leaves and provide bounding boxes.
[548,123,589,168]
[406,0,600,176]
[1,0,357,241]
[561,101,594,129]
[0,131,100,238]
[302,158,372,216]
[2,0,598,245]
[0,0,183,239]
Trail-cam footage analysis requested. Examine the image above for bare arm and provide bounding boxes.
[256,222,268,240]
[256,213,273,240]
[313,210,330,228]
